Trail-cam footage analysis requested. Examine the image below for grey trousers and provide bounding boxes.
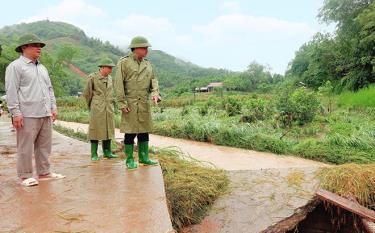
[16,117,52,179]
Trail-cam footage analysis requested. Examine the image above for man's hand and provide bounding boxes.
[52,111,58,122]
[152,96,160,104]
[121,107,131,113]
[13,116,24,129]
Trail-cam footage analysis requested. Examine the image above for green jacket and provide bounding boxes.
[115,52,159,133]
[83,71,115,140]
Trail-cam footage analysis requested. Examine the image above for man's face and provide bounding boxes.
[134,47,148,59]
[100,66,113,76]
[22,43,42,60]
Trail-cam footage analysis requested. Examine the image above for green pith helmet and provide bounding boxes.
[15,34,45,52]
[98,58,116,67]
[128,36,151,49]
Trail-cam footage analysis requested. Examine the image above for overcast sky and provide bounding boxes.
[1,0,334,74]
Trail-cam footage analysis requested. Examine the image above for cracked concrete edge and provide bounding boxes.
[261,199,321,233]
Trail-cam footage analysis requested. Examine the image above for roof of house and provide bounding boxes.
[207,82,223,87]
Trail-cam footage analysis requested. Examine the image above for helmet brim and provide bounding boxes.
[98,64,116,67]
[15,42,46,53]
[128,42,151,49]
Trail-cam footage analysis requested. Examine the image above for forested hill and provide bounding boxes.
[0,20,230,96]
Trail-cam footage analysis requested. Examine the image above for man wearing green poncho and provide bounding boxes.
[83,58,118,161]
[115,36,160,170]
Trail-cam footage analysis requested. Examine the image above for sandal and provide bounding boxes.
[21,177,39,187]
[38,172,66,181]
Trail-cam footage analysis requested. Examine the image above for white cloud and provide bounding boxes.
[109,14,175,47]
[15,0,318,73]
[190,13,317,73]
[193,13,315,41]
[103,14,194,52]
[175,35,193,45]
[116,14,174,35]
[220,2,241,12]
[18,1,192,52]
[20,0,104,24]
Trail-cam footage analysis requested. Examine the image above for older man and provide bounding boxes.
[5,34,65,187]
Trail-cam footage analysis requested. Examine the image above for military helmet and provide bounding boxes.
[15,34,45,53]
[98,58,116,67]
[128,36,151,49]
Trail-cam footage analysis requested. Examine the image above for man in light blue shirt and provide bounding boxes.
[5,34,65,186]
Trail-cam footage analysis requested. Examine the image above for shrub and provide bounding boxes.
[198,104,209,116]
[221,97,242,116]
[241,98,273,123]
[180,106,190,116]
[276,87,320,127]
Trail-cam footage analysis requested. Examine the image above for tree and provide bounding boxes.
[356,2,375,78]
[243,61,273,91]
[318,81,334,113]
[319,0,373,29]
[276,87,320,128]
[0,40,18,93]
[57,44,78,64]
[287,33,338,90]
[288,0,375,91]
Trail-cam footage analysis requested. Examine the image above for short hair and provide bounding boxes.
[20,45,29,54]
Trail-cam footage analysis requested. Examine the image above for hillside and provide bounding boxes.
[0,20,229,96]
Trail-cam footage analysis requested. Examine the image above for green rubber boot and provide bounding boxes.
[138,141,158,166]
[91,142,100,161]
[102,140,118,159]
[125,144,138,170]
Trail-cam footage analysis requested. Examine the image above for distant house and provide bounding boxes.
[195,87,207,92]
[207,82,223,92]
[195,82,224,93]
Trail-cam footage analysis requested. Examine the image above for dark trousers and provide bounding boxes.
[124,133,149,145]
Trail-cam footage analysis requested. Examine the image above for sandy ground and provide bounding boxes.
[0,118,174,233]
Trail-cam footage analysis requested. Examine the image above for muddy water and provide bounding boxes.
[0,121,174,233]
[53,120,326,232]
[56,120,327,171]
[186,168,320,233]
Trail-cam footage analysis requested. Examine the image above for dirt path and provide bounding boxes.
[55,120,326,171]
[68,62,87,77]
[0,120,174,233]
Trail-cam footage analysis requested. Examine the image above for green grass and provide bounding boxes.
[53,124,88,141]
[56,93,375,165]
[337,85,375,108]
[53,124,229,232]
[152,114,375,164]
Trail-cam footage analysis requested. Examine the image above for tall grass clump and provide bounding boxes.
[57,96,87,109]
[154,147,229,231]
[318,164,375,208]
[337,85,375,108]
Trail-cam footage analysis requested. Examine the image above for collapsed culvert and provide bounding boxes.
[262,189,375,233]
